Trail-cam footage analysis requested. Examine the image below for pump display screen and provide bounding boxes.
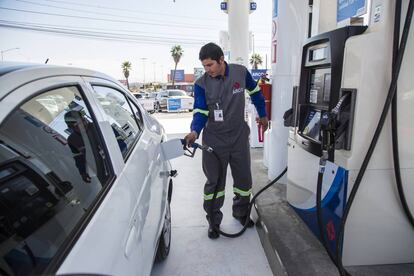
[302,109,321,141]
[309,47,327,61]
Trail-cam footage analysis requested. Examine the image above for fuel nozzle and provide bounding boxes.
[180,139,213,158]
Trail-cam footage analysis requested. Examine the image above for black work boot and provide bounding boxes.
[234,215,255,228]
[208,225,219,239]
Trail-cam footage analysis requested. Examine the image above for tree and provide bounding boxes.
[170,45,183,85]
[121,61,132,90]
[250,53,263,70]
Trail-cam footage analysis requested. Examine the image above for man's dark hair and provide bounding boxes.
[199,42,224,62]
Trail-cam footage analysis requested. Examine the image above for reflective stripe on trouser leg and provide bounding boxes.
[230,131,252,218]
[202,147,229,226]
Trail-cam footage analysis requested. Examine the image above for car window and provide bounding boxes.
[90,86,143,160]
[0,86,111,276]
[168,90,186,97]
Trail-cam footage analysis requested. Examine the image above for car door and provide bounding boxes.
[82,77,167,275]
[0,76,120,275]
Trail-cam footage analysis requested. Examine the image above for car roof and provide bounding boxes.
[0,62,113,100]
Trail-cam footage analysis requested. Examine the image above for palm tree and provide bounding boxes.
[121,61,132,90]
[170,45,183,86]
[250,53,263,70]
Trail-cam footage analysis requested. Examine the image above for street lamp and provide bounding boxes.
[1,47,20,61]
[140,57,147,88]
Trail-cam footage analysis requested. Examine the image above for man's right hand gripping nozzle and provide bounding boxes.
[184,131,198,148]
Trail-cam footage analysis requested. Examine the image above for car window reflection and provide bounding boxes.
[0,86,110,276]
[90,86,143,160]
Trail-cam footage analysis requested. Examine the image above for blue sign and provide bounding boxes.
[250,2,256,11]
[251,69,268,81]
[167,98,181,112]
[272,0,278,18]
[337,0,366,22]
[170,69,184,82]
[220,2,227,11]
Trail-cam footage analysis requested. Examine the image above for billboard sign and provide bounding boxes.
[251,69,268,81]
[170,69,184,82]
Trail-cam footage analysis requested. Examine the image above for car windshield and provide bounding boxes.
[168,90,187,97]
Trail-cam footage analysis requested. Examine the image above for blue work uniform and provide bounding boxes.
[191,62,266,226]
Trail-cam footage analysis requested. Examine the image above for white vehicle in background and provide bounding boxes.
[133,92,156,114]
[0,62,173,276]
[155,89,194,112]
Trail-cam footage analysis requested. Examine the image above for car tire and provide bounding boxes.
[155,200,171,262]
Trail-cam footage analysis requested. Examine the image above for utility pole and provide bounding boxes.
[1,47,20,61]
[153,62,156,83]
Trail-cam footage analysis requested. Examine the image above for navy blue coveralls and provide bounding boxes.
[190,62,266,226]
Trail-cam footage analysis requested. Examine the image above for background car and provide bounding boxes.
[0,62,173,276]
[133,92,156,113]
[155,89,194,112]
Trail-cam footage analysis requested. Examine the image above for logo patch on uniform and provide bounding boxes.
[232,82,244,94]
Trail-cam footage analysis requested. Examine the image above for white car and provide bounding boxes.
[155,89,194,112]
[0,62,173,276]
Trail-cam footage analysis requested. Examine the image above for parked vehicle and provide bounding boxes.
[155,89,194,112]
[133,92,156,113]
[0,62,173,276]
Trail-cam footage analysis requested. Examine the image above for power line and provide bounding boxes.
[13,0,224,29]
[0,6,219,31]
[0,20,210,43]
[41,0,226,22]
[0,19,269,50]
[0,19,217,40]
[0,21,212,46]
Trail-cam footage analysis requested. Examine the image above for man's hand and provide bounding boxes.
[184,131,198,147]
[259,117,269,131]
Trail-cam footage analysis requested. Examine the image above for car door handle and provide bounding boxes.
[124,225,136,258]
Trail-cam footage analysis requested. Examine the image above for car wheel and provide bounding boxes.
[155,200,171,262]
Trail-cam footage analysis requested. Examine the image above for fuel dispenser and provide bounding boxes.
[286,25,365,258]
[285,1,414,267]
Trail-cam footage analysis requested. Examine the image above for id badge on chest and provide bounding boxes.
[214,103,224,122]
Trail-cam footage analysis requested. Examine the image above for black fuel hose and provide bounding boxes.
[335,1,414,275]
[185,141,287,238]
[391,0,414,228]
[212,149,287,238]
[210,149,287,238]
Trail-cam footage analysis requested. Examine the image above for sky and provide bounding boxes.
[0,0,272,83]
